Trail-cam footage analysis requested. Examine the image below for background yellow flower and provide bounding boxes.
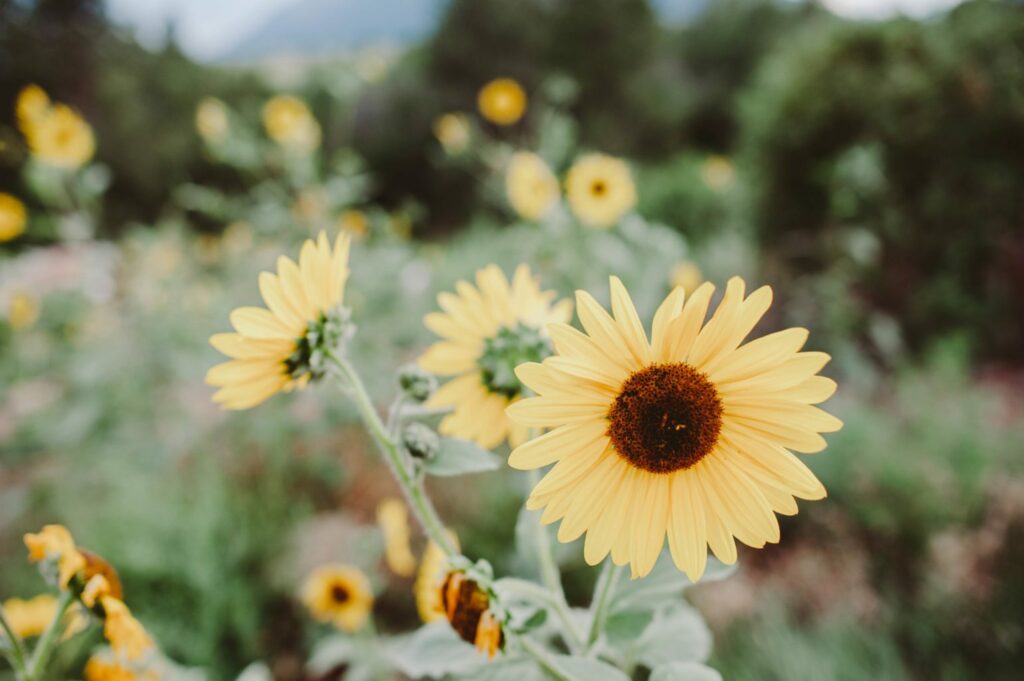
[0,192,27,241]
[195,97,229,141]
[24,104,96,169]
[433,113,471,154]
[301,564,374,632]
[377,498,416,577]
[2,594,58,639]
[262,95,321,152]
[505,151,560,221]
[477,78,527,126]
[565,153,636,228]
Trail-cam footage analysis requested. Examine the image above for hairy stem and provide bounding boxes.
[585,560,623,651]
[25,589,74,680]
[517,633,573,681]
[0,603,29,678]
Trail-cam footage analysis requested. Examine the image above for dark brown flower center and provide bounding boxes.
[607,363,723,473]
[331,583,350,604]
[591,180,607,196]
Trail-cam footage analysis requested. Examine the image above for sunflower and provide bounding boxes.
[0,192,27,242]
[301,564,374,632]
[206,231,351,410]
[24,525,86,588]
[419,264,572,449]
[262,95,321,152]
[439,572,503,658]
[564,153,636,229]
[505,151,560,221]
[506,277,842,580]
[195,97,229,142]
[477,78,527,126]
[414,533,458,623]
[377,498,416,578]
[433,113,471,155]
[23,104,95,169]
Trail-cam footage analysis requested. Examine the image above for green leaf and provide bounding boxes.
[307,635,358,673]
[387,622,487,678]
[649,662,723,681]
[454,654,547,681]
[424,437,503,476]
[612,552,735,613]
[633,604,712,668]
[547,655,630,681]
[604,609,653,646]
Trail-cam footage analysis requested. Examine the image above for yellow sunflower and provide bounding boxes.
[505,151,560,221]
[206,231,351,410]
[262,95,321,152]
[24,104,95,169]
[195,97,229,142]
[419,264,573,449]
[24,525,86,588]
[433,113,471,155]
[477,78,527,126]
[414,532,458,623]
[377,498,416,578]
[506,277,842,580]
[0,192,27,242]
[301,564,374,632]
[565,153,636,229]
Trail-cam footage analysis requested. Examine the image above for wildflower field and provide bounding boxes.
[2,1,1023,680]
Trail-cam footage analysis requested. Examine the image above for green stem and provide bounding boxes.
[326,350,456,559]
[585,561,622,651]
[0,604,29,678]
[517,634,572,681]
[25,590,74,680]
[498,578,583,654]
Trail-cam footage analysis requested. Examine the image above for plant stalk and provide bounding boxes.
[585,560,623,651]
[25,589,74,681]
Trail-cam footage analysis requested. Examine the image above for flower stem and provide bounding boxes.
[517,633,573,681]
[25,590,74,681]
[497,578,583,654]
[0,603,29,678]
[326,350,456,559]
[585,560,622,651]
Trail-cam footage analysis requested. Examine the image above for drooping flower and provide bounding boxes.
[419,264,572,449]
[195,97,230,142]
[206,232,351,409]
[414,533,458,623]
[477,78,527,126]
[507,277,842,580]
[377,498,416,577]
[99,597,154,661]
[439,572,503,658]
[262,95,321,152]
[0,193,27,242]
[24,525,86,588]
[433,113,471,155]
[22,103,95,169]
[505,152,559,221]
[565,153,636,229]
[301,564,374,632]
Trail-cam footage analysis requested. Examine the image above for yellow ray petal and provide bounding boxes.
[506,395,609,427]
[259,272,306,330]
[509,419,609,469]
[609,276,651,367]
[575,290,640,372]
[418,341,480,375]
[630,471,668,578]
[688,277,745,367]
[708,327,808,385]
[668,471,708,582]
[230,307,294,340]
[663,282,715,362]
[651,287,686,361]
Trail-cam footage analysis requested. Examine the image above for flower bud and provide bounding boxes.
[398,364,437,403]
[402,422,440,461]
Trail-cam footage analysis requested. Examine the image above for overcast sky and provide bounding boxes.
[106,0,966,62]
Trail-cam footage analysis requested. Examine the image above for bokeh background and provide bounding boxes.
[2,0,1023,679]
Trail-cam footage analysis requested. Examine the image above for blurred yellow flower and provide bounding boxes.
[0,192,27,242]
[669,261,703,295]
[7,291,40,330]
[24,524,85,588]
[84,656,139,681]
[507,277,841,580]
[2,594,57,639]
[419,264,572,449]
[477,78,527,126]
[195,97,229,142]
[433,113,471,155]
[15,84,50,131]
[100,597,153,662]
[262,95,321,152]
[565,153,636,229]
[207,232,351,409]
[414,532,458,623]
[24,103,96,169]
[701,154,735,191]
[301,564,373,632]
[337,209,369,240]
[377,498,416,578]
[505,151,559,221]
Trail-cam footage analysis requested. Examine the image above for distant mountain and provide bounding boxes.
[220,0,711,63]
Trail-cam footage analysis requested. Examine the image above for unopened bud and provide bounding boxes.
[402,422,440,460]
[398,364,437,403]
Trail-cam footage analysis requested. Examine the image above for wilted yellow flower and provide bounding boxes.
[24,104,95,169]
[100,597,153,661]
[2,594,57,639]
[701,155,735,191]
[439,572,503,658]
[415,533,458,623]
[15,84,50,131]
[377,498,416,577]
[565,153,636,229]
[433,113,471,155]
[301,564,374,632]
[84,656,138,681]
[24,524,85,588]
[195,97,229,141]
[7,291,40,330]
[507,277,842,580]
[419,264,572,449]
[0,192,27,241]
[505,151,559,221]
[669,261,703,295]
[477,78,526,126]
[262,95,321,152]
[206,232,351,409]
[336,209,369,240]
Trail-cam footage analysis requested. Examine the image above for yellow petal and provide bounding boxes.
[509,419,609,469]
[507,395,609,427]
[651,286,686,361]
[662,282,715,362]
[668,472,708,582]
[230,307,294,340]
[608,276,651,367]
